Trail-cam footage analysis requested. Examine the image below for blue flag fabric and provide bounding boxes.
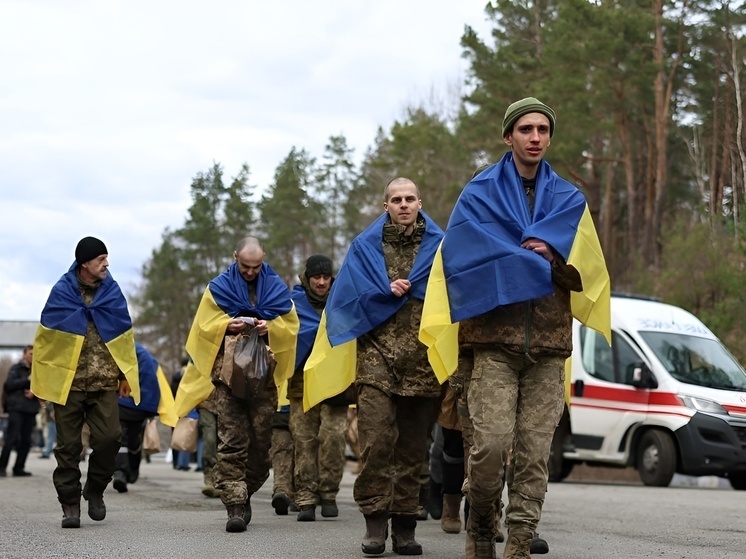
[325,211,444,346]
[291,284,321,371]
[119,343,160,413]
[41,262,133,342]
[442,153,586,323]
[209,261,292,319]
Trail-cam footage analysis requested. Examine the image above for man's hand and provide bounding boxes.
[118,380,131,398]
[226,318,249,334]
[390,279,411,298]
[254,319,269,336]
[24,389,35,399]
[521,237,554,263]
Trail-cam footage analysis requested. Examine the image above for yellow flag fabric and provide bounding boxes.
[568,205,612,345]
[31,325,141,405]
[266,306,300,387]
[30,325,84,405]
[156,366,178,427]
[418,245,459,384]
[303,311,357,411]
[106,328,141,404]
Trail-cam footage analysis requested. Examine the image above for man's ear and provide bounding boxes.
[504,133,512,146]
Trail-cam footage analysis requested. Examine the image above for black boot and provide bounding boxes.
[362,512,389,555]
[426,481,443,520]
[225,504,247,532]
[391,514,423,555]
[243,496,252,525]
[60,502,81,529]
[271,492,291,515]
[113,470,128,493]
[417,484,429,520]
[85,493,106,521]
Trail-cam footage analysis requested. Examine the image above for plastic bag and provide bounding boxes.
[231,328,274,400]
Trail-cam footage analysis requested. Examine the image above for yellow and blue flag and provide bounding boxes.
[174,261,298,417]
[420,153,611,380]
[291,284,321,371]
[31,263,140,405]
[304,212,444,410]
[119,343,178,427]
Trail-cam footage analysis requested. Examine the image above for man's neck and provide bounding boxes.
[513,160,540,179]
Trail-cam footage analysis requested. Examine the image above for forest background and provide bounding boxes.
[131,0,746,375]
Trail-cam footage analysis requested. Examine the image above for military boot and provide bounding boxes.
[391,514,422,555]
[320,499,338,518]
[60,502,81,529]
[502,531,533,559]
[465,506,496,559]
[85,493,106,521]
[243,496,253,525]
[361,512,389,555]
[271,492,292,515]
[441,493,463,534]
[225,504,247,533]
[530,532,549,554]
[201,466,221,498]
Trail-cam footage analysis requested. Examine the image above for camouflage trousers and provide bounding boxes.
[466,348,564,536]
[270,411,294,497]
[353,384,439,516]
[213,382,277,506]
[289,397,347,507]
[198,409,218,471]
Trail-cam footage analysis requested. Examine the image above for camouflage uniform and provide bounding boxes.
[287,274,348,509]
[270,408,294,499]
[198,390,220,497]
[459,254,582,554]
[53,275,125,505]
[353,218,441,518]
[212,342,278,508]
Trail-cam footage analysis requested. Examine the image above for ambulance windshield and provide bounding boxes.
[640,332,746,391]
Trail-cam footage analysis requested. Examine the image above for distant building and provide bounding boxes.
[0,321,38,351]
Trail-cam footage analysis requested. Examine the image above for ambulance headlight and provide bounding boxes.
[679,395,727,415]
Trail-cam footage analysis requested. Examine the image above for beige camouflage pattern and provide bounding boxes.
[270,416,294,498]
[288,397,347,507]
[212,380,278,506]
[70,277,122,392]
[466,347,564,539]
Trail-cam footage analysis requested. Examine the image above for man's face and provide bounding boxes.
[80,254,109,282]
[383,181,421,227]
[235,249,264,282]
[23,348,33,365]
[504,113,551,170]
[308,274,332,297]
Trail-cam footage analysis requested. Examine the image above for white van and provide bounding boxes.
[549,294,746,489]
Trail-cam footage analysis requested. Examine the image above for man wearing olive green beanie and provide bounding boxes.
[432,97,608,559]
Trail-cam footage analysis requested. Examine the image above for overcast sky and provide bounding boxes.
[0,0,493,323]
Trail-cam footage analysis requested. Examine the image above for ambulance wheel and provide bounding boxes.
[728,473,746,490]
[636,430,676,487]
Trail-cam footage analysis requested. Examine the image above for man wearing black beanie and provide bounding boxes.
[283,255,349,522]
[32,236,139,529]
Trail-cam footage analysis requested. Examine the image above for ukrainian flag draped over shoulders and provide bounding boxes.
[420,153,611,380]
[175,261,298,417]
[31,263,140,405]
[304,212,444,410]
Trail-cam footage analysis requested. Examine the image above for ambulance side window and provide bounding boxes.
[614,334,644,386]
[580,327,615,382]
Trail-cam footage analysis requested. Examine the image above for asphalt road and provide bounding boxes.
[1,451,745,559]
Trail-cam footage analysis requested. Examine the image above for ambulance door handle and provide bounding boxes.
[574,379,585,397]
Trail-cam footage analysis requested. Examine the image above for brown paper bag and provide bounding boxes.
[143,418,161,455]
[171,417,198,453]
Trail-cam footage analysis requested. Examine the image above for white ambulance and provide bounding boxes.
[549,294,746,489]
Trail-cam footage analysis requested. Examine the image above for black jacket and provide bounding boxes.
[3,361,40,415]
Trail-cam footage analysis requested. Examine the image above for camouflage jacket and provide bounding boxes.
[459,257,583,358]
[70,275,123,393]
[356,217,441,398]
